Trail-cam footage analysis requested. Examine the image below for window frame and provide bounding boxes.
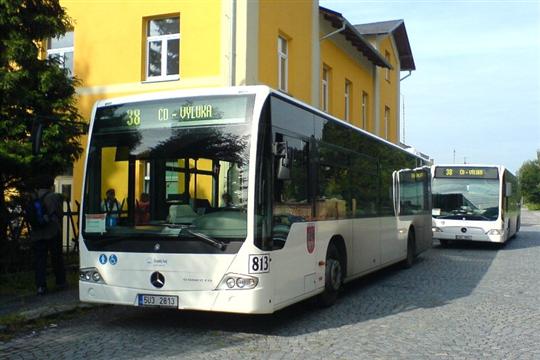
[322,66,330,113]
[361,91,368,129]
[344,80,351,122]
[145,16,180,82]
[277,35,289,92]
[384,106,390,140]
[47,31,74,77]
[384,50,391,82]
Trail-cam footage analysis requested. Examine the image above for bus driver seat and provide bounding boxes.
[167,204,198,225]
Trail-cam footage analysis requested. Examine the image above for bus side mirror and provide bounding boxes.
[505,183,512,197]
[273,141,291,180]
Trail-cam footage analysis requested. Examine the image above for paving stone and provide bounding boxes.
[1,210,539,359]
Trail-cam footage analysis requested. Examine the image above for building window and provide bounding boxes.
[278,36,288,92]
[322,66,330,112]
[344,80,351,122]
[384,106,390,139]
[361,91,368,129]
[47,31,74,76]
[385,50,391,82]
[146,16,180,81]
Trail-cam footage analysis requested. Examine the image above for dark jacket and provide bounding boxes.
[30,189,63,241]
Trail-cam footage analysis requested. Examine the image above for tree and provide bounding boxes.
[518,157,540,207]
[0,0,85,251]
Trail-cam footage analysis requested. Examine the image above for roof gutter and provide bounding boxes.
[319,6,391,69]
[320,20,346,41]
[400,70,412,81]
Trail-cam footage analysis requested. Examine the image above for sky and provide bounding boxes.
[319,0,540,173]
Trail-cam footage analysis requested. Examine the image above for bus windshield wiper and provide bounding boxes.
[181,228,226,250]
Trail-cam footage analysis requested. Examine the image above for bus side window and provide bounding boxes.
[272,134,310,248]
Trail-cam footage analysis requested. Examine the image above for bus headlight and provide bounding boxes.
[80,268,105,284]
[226,278,236,289]
[218,273,258,290]
[432,226,443,233]
[486,229,502,235]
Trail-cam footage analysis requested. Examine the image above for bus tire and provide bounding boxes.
[402,230,416,269]
[318,243,343,307]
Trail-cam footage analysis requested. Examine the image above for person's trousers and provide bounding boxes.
[33,234,66,289]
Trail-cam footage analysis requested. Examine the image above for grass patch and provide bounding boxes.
[0,307,88,341]
[526,203,540,211]
[0,268,79,297]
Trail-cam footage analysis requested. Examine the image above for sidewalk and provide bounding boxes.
[0,286,88,333]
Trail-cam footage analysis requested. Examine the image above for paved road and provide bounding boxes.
[2,210,540,359]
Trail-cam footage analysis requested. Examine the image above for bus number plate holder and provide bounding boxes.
[137,294,178,308]
[455,235,472,240]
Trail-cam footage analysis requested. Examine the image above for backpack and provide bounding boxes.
[26,192,51,229]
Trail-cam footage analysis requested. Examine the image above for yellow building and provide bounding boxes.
[51,0,415,206]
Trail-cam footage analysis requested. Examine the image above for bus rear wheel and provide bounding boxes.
[318,243,343,307]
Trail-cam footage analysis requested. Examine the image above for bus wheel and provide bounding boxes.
[402,230,416,269]
[318,243,343,307]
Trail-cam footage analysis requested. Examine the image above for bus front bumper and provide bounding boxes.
[79,281,274,314]
[432,227,505,243]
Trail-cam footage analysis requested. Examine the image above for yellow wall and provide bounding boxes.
[320,40,374,131]
[61,0,227,205]
[258,0,313,104]
[64,0,222,88]
[60,0,406,207]
[377,35,400,143]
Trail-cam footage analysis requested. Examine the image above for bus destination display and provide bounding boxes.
[93,95,252,132]
[434,166,498,179]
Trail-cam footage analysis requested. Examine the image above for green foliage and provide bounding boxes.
[0,0,85,189]
[0,0,85,249]
[518,157,540,206]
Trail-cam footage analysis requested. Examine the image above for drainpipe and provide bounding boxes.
[400,70,412,81]
[230,0,237,86]
[320,21,346,41]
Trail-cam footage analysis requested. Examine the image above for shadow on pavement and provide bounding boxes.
[95,231,505,359]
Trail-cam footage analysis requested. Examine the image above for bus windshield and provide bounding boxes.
[82,95,254,251]
[432,178,500,220]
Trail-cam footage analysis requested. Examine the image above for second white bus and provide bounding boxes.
[431,164,521,246]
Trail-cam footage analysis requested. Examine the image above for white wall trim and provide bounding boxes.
[76,76,225,96]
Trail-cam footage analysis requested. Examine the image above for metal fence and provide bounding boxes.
[1,200,80,273]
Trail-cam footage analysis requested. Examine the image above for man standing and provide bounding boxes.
[30,175,67,295]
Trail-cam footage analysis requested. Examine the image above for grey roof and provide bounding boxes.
[319,6,391,69]
[355,20,416,71]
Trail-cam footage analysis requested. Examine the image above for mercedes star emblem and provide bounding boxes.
[150,271,165,288]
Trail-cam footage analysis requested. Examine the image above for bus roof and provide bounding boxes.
[92,85,431,163]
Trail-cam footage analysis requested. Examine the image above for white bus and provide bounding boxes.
[79,86,432,314]
[431,164,521,246]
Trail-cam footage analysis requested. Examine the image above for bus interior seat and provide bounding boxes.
[167,193,188,204]
[193,198,211,214]
[168,204,198,224]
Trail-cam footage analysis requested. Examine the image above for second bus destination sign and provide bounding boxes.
[435,166,498,179]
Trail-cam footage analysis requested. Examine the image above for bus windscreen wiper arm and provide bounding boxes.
[182,228,226,250]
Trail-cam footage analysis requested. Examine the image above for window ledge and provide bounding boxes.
[142,75,180,84]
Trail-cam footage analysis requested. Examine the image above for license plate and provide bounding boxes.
[138,294,178,308]
[455,235,472,240]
